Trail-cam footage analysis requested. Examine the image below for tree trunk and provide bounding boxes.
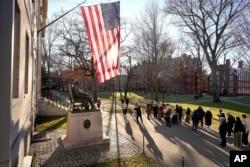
[211,65,221,103]
[154,79,159,102]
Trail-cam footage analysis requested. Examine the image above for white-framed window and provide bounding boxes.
[229,88,233,93]
[25,33,30,94]
[13,2,21,98]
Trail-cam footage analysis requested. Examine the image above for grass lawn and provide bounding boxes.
[35,116,67,132]
[84,153,157,167]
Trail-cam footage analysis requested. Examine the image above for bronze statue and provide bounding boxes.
[71,81,97,111]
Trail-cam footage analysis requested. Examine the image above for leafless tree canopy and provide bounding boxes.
[133,0,176,101]
[235,9,250,67]
[164,0,250,102]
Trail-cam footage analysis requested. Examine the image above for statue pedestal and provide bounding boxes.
[61,111,110,148]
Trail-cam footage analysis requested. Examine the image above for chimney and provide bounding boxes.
[238,61,243,69]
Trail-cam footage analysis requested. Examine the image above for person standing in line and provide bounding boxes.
[134,103,143,124]
[122,101,128,117]
[164,104,172,127]
[219,117,227,148]
[152,101,158,119]
[242,114,250,146]
[226,112,235,137]
[217,109,226,119]
[178,105,183,123]
[175,104,179,123]
[121,97,125,104]
[146,102,152,120]
[159,102,165,120]
[125,97,129,107]
[185,107,191,124]
[197,106,205,127]
[233,117,245,147]
[192,110,200,131]
[205,108,213,130]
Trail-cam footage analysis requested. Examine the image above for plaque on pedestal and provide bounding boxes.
[61,111,110,148]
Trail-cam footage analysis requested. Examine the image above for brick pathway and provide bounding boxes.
[29,128,142,167]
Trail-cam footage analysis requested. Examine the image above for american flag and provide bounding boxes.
[81,1,120,83]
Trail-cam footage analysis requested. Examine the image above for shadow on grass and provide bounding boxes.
[35,116,67,132]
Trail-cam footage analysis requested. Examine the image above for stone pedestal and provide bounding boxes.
[61,111,110,148]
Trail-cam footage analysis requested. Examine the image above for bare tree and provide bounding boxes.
[41,17,60,96]
[236,10,250,67]
[116,18,135,98]
[54,11,99,100]
[48,9,134,102]
[164,0,250,102]
[181,34,206,96]
[134,0,175,102]
[119,46,138,98]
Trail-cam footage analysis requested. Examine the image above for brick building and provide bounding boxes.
[59,68,114,92]
[129,54,207,94]
[208,60,250,95]
[57,54,208,94]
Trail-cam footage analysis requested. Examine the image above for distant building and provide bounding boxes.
[0,0,47,166]
[130,54,207,94]
[59,67,114,92]
[53,53,204,94]
[208,60,250,95]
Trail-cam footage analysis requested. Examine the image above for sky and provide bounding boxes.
[47,0,178,41]
[48,0,165,20]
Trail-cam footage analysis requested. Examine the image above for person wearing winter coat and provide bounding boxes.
[134,103,143,124]
[219,117,227,148]
[197,106,205,127]
[205,108,213,130]
[164,104,172,127]
[233,117,245,147]
[242,114,250,146]
[122,102,128,117]
[185,107,191,124]
[227,112,235,137]
[192,110,200,131]
[152,102,158,119]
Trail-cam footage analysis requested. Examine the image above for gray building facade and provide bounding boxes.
[0,0,46,166]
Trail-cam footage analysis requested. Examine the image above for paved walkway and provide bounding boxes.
[30,94,250,167]
[29,128,141,167]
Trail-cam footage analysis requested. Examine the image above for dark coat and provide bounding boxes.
[192,111,200,124]
[197,107,205,120]
[233,120,245,133]
[219,120,227,133]
[134,106,141,116]
[227,115,235,128]
[205,111,213,126]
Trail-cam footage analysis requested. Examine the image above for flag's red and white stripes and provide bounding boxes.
[81,3,120,83]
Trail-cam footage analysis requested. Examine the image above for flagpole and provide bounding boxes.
[114,77,117,112]
[37,0,87,34]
